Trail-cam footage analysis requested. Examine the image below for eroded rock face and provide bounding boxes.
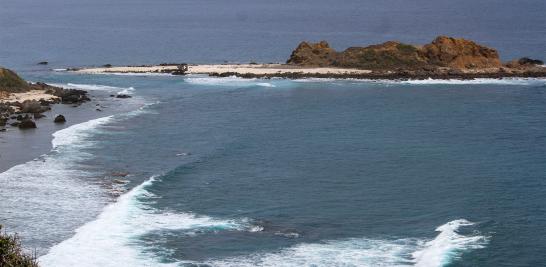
[421,36,501,69]
[286,41,337,67]
[287,36,503,70]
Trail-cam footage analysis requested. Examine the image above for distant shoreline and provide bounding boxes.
[69,63,546,80]
[68,35,546,80]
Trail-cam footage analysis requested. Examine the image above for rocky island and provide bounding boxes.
[0,67,90,131]
[71,36,545,80]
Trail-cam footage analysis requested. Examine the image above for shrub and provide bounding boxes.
[0,225,38,267]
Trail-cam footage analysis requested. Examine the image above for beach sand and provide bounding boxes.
[74,64,373,76]
[0,90,60,103]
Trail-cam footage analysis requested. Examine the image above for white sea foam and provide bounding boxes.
[52,116,114,149]
[49,82,135,93]
[185,76,276,87]
[202,219,486,267]
[391,77,546,86]
[207,238,416,267]
[38,176,261,267]
[292,77,546,86]
[412,219,488,267]
[0,115,118,255]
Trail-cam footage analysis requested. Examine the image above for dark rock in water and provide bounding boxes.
[519,57,543,65]
[110,94,116,97]
[103,64,113,68]
[171,64,189,75]
[54,114,66,123]
[37,61,49,65]
[10,121,20,127]
[506,57,544,68]
[33,113,46,119]
[96,108,102,111]
[115,94,132,99]
[16,114,31,121]
[0,117,7,126]
[0,128,6,132]
[18,119,36,129]
[45,85,90,104]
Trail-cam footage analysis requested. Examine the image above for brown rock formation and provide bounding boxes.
[286,41,337,67]
[287,36,504,70]
[421,36,501,69]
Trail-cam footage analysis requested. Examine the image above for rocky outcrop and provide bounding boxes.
[336,41,428,70]
[286,41,337,67]
[43,84,90,104]
[0,67,91,131]
[287,36,507,71]
[421,36,501,69]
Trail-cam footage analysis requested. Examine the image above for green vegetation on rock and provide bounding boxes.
[0,67,29,93]
[0,225,38,267]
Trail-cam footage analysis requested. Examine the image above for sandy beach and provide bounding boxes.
[0,90,60,103]
[73,64,373,76]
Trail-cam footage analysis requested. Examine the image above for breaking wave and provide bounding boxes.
[185,75,276,87]
[202,219,487,267]
[294,77,546,86]
[39,176,262,267]
[49,82,135,93]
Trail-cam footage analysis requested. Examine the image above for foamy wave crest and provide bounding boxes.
[202,219,486,267]
[49,82,135,93]
[412,219,488,267]
[384,77,546,86]
[39,176,261,267]
[185,76,276,87]
[292,77,546,86]
[52,116,113,149]
[206,238,416,267]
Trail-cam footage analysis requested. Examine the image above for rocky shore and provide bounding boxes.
[69,36,546,80]
[0,67,90,131]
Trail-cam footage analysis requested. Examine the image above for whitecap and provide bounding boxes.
[185,75,276,87]
[38,176,262,267]
[202,219,487,267]
[412,219,488,267]
[48,82,135,93]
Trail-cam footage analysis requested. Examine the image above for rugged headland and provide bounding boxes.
[0,67,90,131]
[71,36,545,79]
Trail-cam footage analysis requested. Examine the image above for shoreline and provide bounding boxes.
[69,63,546,80]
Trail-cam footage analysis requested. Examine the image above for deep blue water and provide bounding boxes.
[1,1,546,266]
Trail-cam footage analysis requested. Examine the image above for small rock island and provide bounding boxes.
[72,36,545,80]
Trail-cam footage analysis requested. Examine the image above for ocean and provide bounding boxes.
[1,0,546,266]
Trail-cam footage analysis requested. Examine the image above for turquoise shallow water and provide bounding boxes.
[1,0,546,266]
